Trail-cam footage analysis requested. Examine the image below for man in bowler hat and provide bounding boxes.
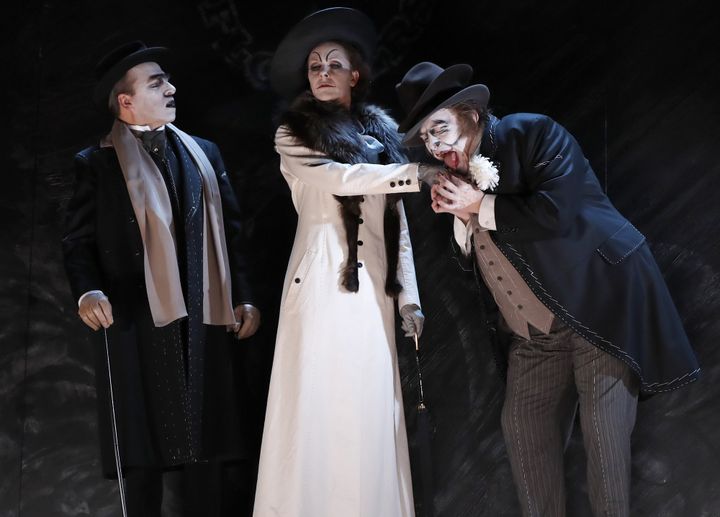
[62,41,260,516]
[395,62,700,516]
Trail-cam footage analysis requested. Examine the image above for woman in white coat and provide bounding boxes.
[252,7,440,517]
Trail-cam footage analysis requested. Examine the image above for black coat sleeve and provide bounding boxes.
[203,140,256,308]
[493,114,589,242]
[61,150,104,302]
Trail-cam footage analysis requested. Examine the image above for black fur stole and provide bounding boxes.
[279,92,407,297]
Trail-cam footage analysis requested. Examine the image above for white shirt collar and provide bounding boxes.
[127,123,166,132]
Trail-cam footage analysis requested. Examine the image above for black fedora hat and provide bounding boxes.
[269,7,376,99]
[93,40,170,109]
[396,62,489,146]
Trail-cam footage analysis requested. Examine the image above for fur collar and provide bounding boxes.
[280,92,406,166]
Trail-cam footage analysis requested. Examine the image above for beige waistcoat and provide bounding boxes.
[469,219,554,339]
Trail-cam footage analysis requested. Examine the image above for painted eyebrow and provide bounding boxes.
[147,72,170,83]
[419,119,449,135]
[308,49,342,61]
[325,48,342,60]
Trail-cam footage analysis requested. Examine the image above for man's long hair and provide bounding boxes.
[449,99,491,134]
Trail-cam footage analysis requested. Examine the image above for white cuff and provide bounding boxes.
[78,290,104,307]
[453,217,472,255]
[477,193,497,230]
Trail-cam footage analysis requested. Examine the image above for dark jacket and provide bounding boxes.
[63,134,253,309]
[62,131,255,474]
[475,113,699,393]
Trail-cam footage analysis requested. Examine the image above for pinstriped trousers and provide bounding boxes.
[501,321,639,517]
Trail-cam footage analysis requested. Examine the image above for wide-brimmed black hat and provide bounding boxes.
[93,40,170,109]
[269,7,376,99]
[396,62,490,146]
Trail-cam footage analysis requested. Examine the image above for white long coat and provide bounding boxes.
[253,126,422,517]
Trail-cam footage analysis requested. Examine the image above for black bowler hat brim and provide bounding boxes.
[397,63,474,132]
[93,44,170,109]
[269,7,376,99]
[401,84,490,147]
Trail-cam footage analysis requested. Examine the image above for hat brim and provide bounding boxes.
[402,84,490,147]
[396,63,473,133]
[270,7,376,99]
[93,46,170,108]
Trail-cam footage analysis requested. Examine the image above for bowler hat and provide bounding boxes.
[396,62,490,146]
[93,40,170,109]
[269,7,376,99]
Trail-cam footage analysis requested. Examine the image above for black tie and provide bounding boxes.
[133,128,167,158]
[132,128,180,213]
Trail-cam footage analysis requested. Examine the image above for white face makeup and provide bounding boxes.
[418,107,477,171]
[306,42,359,108]
[119,62,176,128]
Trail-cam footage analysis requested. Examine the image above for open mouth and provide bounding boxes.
[166,100,176,108]
[440,151,460,170]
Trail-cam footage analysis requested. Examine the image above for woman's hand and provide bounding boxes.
[400,303,425,337]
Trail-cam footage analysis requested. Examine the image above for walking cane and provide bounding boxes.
[413,333,435,517]
[103,328,128,517]
[414,334,426,410]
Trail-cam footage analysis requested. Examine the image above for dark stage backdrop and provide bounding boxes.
[2,1,718,516]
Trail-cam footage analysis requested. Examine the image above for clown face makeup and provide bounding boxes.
[306,42,359,108]
[120,62,176,128]
[418,107,479,172]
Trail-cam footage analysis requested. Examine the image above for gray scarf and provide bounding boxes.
[109,120,235,326]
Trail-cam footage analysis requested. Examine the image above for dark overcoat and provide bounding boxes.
[62,131,255,474]
[474,113,699,393]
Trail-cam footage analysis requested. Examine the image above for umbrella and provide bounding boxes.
[103,328,128,517]
[413,333,435,517]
